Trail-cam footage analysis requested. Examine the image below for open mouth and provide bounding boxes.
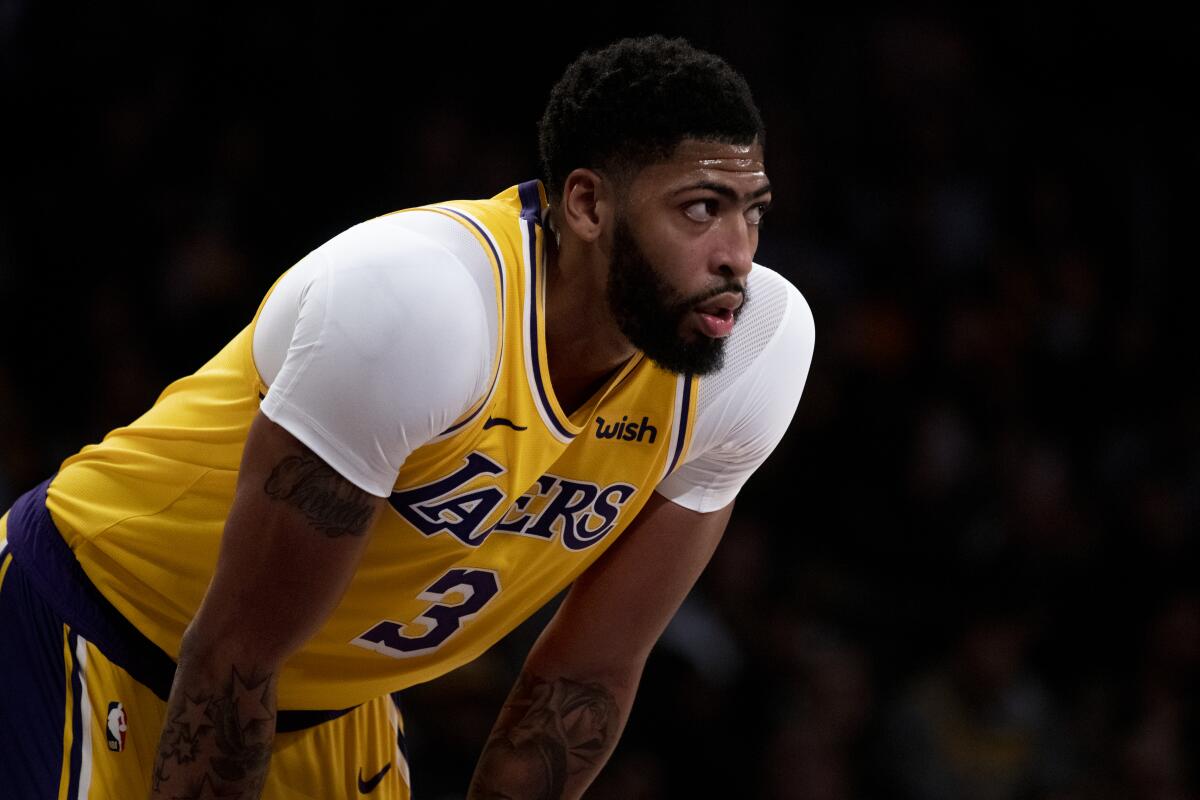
[692,292,743,338]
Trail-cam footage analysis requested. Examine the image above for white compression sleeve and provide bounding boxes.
[656,266,815,513]
[254,215,494,497]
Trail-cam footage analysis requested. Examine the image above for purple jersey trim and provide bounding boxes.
[517,180,575,438]
[437,206,508,437]
[666,374,695,475]
[518,180,543,223]
[521,195,576,440]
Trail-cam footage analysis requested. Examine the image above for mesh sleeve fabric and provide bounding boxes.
[255,217,493,498]
[656,265,815,513]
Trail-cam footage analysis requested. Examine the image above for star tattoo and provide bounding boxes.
[171,726,203,764]
[230,667,274,730]
[172,692,213,738]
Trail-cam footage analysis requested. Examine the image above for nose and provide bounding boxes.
[713,215,755,281]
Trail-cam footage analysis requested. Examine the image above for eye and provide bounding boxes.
[745,202,771,226]
[683,199,719,223]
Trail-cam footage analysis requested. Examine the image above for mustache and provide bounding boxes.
[679,281,748,312]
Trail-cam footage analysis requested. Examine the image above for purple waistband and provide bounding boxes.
[5,479,355,731]
[6,478,178,700]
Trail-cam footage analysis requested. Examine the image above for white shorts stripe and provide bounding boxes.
[74,636,93,800]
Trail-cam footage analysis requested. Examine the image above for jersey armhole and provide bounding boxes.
[658,371,701,485]
[407,205,508,440]
[245,271,292,399]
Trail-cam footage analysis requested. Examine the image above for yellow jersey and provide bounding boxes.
[44,181,697,710]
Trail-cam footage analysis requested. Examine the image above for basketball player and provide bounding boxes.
[0,36,814,799]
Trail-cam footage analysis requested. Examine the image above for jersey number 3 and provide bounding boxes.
[350,568,501,658]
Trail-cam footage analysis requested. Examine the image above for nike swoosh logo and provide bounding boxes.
[358,763,392,794]
[483,416,527,431]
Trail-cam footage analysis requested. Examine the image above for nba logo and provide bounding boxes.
[106,702,127,752]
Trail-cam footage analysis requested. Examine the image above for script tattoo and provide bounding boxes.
[151,666,275,799]
[263,454,373,537]
[468,673,619,800]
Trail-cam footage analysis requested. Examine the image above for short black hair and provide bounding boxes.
[538,36,765,203]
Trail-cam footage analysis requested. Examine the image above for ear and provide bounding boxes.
[560,168,614,244]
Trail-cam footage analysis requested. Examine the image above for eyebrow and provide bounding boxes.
[678,181,773,203]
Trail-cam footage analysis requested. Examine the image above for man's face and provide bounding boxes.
[604,139,771,375]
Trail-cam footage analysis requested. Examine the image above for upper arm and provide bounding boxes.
[189,215,495,666]
[657,274,815,512]
[525,491,734,683]
[254,216,494,497]
[185,412,385,667]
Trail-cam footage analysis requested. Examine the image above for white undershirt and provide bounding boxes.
[254,212,815,511]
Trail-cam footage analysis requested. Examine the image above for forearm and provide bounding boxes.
[144,416,382,799]
[149,640,278,800]
[467,665,640,800]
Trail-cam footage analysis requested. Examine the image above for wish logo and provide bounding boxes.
[594,415,657,443]
[389,452,636,550]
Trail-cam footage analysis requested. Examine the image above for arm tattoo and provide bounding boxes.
[263,454,373,537]
[151,666,276,799]
[469,673,620,800]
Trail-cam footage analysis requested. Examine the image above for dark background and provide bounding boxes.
[2,5,1196,799]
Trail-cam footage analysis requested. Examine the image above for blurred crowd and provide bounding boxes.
[1,8,1194,799]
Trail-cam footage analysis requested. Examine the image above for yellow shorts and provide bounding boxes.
[73,639,411,799]
[0,521,412,800]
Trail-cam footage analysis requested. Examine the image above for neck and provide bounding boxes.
[543,226,637,416]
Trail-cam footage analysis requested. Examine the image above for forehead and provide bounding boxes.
[630,138,767,194]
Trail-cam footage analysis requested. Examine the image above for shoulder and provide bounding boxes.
[256,210,499,385]
[325,209,496,277]
[655,264,814,512]
[253,210,500,496]
[697,264,815,417]
[317,211,496,315]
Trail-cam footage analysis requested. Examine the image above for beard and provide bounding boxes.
[606,213,747,376]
